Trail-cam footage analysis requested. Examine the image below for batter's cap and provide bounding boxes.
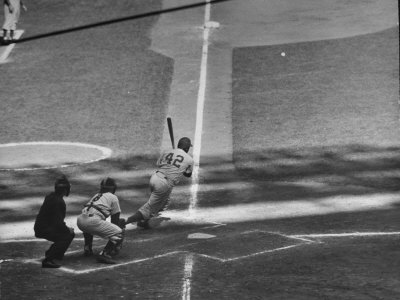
[177,137,192,150]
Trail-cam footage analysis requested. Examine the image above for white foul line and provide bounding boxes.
[182,253,195,300]
[189,0,213,215]
[291,232,400,238]
[0,30,24,63]
[184,1,214,299]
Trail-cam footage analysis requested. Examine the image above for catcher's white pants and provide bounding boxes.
[77,214,122,239]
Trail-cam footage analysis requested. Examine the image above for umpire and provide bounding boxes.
[34,175,75,268]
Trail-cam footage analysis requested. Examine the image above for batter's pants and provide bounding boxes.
[139,172,173,219]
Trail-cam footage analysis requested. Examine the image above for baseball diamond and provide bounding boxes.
[0,0,399,299]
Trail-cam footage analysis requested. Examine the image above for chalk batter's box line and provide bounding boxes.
[21,242,307,275]
[11,223,228,274]
[22,251,185,274]
[19,230,312,274]
[291,232,400,238]
[195,244,306,262]
[12,231,400,274]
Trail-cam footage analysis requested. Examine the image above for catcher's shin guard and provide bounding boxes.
[105,230,125,257]
[83,232,94,256]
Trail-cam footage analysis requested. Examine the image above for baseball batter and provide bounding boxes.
[77,178,126,264]
[125,137,194,228]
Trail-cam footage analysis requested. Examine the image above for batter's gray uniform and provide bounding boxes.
[77,192,122,239]
[138,148,194,219]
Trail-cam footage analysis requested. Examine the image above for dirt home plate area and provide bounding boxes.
[20,224,311,274]
[0,0,399,299]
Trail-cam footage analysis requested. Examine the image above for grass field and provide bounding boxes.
[0,0,399,299]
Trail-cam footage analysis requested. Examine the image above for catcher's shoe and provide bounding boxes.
[96,253,117,264]
[83,245,93,257]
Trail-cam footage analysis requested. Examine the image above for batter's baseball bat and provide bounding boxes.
[167,117,175,149]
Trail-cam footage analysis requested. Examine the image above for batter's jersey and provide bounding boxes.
[82,192,121,220]
[156,148,194,186]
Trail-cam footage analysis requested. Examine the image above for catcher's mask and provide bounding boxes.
[177,137,192,153]
[100,177,117,194]
[54,175,71,196]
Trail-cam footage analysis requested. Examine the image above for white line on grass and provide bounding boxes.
[18,230,400,274]
[189,0,213,216]
[195,244,304,262]
[182,253,195,300]
[0,30,24,63]
[183,1,215,299]
[291,232,400,239]
[23,251,185,274]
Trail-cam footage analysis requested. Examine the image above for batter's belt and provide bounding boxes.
[156,171,168,180]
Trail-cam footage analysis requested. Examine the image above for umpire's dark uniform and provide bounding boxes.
[34,176,75,268]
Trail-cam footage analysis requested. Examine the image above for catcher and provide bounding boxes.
[77,177,126,264]
[124,137,194,229]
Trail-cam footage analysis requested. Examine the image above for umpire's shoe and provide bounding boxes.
[96,253,117,264]
[42,258,61,268]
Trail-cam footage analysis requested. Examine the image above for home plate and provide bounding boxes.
[188,233,216,239]
[204,21,220,29]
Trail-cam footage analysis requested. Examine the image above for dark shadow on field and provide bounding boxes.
[200,143,400,204]
[0,143,399,228]
[14,0,231,44]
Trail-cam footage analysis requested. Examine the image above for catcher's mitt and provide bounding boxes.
[118,218,126,229]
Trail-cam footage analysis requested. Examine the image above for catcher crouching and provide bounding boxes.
[77,177,126,264]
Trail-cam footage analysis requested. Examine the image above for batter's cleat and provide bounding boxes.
[136,219,150,229]
[148,216,171,228]
[96,253,117,264]
[42,259,61,268]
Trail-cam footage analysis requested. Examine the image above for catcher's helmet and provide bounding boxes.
[54,175,71,196]
[177,137,192,153]
[100,177,117,194]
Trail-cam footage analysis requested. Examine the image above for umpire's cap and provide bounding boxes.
[54,175,71,196]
